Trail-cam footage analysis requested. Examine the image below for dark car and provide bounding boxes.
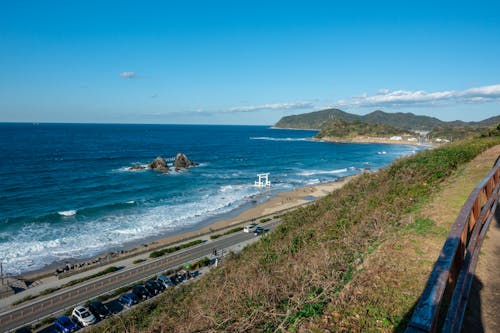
[157,275,174,288]
[254,226,265,235]
[89,300,112,319]
[132,285,152,300]
[154,279,166,291]
[118,292,140,307]
[168,274,181,285]
[145,279,163,295]
[54,316,78,333]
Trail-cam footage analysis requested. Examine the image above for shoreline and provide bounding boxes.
[19,176,355,282]
[270,127,432,147]
[314,136,432,147]
[270,126,320,131]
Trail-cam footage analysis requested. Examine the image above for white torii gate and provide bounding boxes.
[254,173,271,187]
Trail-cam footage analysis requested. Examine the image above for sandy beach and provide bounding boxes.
[20,176,354,282]
[315,135,427,146]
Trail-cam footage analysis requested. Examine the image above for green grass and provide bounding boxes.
[406,217,436,235]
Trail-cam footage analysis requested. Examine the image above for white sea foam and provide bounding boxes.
[297,168,348,176]
[1,182,262,275]
[58,210,77,216]
[126,200,135,204]
[306,178,321,185]
[249,136,309,142]
[377,151,387,155]
[113,165,148,173]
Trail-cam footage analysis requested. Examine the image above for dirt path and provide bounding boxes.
[462,201,500,332]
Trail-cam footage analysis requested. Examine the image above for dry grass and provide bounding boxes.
[303,145,500,332]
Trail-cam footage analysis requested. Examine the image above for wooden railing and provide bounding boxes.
[406,156,500,333]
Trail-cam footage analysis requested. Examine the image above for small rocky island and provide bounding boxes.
[173,153,198,171]
[128,153,198,172]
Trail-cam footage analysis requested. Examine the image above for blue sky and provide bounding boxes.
[1,0,499,125]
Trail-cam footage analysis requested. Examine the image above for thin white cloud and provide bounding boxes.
[339,84,500,108]
[119,71,137,79]
[229,101,314,112]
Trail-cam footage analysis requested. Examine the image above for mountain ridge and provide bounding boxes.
[274,108,499,131]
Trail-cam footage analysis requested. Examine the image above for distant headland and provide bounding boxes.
[274,108,500,144]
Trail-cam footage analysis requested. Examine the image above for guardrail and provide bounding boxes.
[406,156,500,332]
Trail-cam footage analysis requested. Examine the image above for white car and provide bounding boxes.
[72,305,97,327]
[243,224,257,233]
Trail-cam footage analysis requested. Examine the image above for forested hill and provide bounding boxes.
[316,118,410,139]
[274,109,361,129]
[274,108,499,131]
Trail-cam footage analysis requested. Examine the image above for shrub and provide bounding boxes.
[40,316,55,326]
[149,240,203,258]
[192,257,210,269]
[133,258,147,264]
[209,227,243,240]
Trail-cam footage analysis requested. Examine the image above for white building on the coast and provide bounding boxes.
[390,136,403,141]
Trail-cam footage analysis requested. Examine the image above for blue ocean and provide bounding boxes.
[0,123,421,274]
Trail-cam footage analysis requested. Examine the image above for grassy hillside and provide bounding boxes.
[428,125,480,141]
[316,118,410,139]
[90,131,500,333]
[477,115,500,126]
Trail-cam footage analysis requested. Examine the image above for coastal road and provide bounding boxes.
[0,220,279,332]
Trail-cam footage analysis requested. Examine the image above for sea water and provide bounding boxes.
[0,123,422,274]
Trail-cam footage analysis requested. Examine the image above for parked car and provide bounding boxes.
[88,300,112,319]
[157,274,174,288]
[254,226,265,235]
[153,278,166,291]
[72,305,97,327]
[243,224,257,233]
[170,273,183,284]
[118,292,140,308]
[145,279,162,295]
[54,316,78,333]
[132,285,152,300]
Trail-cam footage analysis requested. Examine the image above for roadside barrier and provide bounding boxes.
[406,156,500,332]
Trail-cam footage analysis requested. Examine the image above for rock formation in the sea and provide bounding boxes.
[147,156,170,172]
[129,165,146,171]
[173,153,198,171]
